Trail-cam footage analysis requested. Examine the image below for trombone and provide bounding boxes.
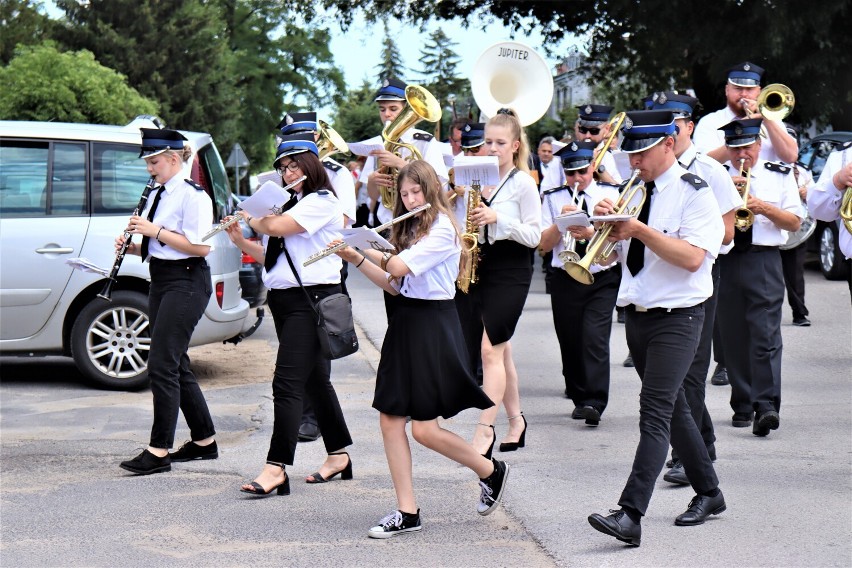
[734,158,755,232]
[589,112,626,175]
[564,169,647,285]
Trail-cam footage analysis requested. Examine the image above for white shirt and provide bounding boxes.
[142,175,213,261]
[395,213,461,300]
[324,158,356,226]
[617,162,724,309]
[599,150,623,183]
[722,158,805,246]
[693,106,785,163]
[679,144,742,255]
[808,146,852,259]
[358,128,449,225]
[262,190,343,289]
[539,156,566,192]
[479,169,542,248]
[541,180,619,273]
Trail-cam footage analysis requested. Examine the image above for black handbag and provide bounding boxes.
[282,243,359,360]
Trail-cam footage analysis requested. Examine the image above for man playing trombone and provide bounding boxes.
[715,118,804,437]
[587,110,725,546]
[693,62,798,164]
[538,141,620,426]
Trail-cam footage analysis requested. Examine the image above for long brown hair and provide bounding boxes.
[277,151,335,197]
[390,160,470,272]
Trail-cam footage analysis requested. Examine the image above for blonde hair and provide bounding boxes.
[486,109,530,173]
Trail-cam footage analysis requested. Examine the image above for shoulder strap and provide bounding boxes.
[281,243,322,322]
[483,168,519,206]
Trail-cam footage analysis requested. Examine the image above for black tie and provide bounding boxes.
[263,192,300,272]
[575,194,589,257]
[626,181,654,276]
[140,187,164,262]
[733,223,753,251]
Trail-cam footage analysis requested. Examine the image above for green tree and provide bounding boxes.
[416,28,472,141]
[332,79,380,144]
[374,20,406,83]
[0,42,157,123]
[0,0,51,64]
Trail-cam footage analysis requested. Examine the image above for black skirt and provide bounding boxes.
[373,296,494,421]
[470,240,534,345]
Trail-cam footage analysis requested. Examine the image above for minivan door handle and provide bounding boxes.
[35,247,75,254]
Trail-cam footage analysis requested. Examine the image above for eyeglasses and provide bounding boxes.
[462,147,480,154]
[276,161,301,175]
[566,167,590,176]
[578,127,601,135]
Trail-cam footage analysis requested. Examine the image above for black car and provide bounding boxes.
[798,131,852,280]
[233,194,268,307]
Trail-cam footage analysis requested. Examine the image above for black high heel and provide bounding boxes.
[499,413,527,452]
[306,451,353,483]
[477,423,495,460]
[240,462,290,496]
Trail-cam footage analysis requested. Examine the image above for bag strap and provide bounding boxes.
[281,242,322,323]
[482,167,519,207]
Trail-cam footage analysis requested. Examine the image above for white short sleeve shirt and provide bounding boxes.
[143,175,214,261]
[395,213,461,300]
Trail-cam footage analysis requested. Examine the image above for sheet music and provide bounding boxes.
[239,181,293,218]
[347,136,385,157]
[65,257,109,277]
[451,155,500,186]
[339,227,394,252]
[440,142,456,167]
[555,211,591,231]
[255,170,282,189]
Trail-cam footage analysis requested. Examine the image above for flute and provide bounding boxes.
[202,175,307,241]
[98,177,157,301]
[303,203,431,267]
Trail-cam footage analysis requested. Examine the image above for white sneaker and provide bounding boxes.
[367,509,422,539]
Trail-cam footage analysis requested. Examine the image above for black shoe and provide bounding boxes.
[120,449,171,475]
[753,411,780,437]
[675,492,726,526]
[588,510,641,546]
[305,452,353,483]
[169,440,218,462]
[792,316,811,327]
[623,353,634,368]
[583,406,601,426]
[298,422,321,442]
[499,414,527,452]
[710,364,729,386]
[368,509,422,539]
[240,463,290,497]
[666,456,678,468]
[732,412,753,427]
[477,458,510,516]
[663,462,690,486]
[571,406,585,420]
[477,423,496,460]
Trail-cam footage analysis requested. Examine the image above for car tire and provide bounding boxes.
[71,291,151,390]
[818,223,850,281]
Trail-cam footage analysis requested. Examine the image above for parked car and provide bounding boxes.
[0,117,263,390]
[232,194,267,308]
[798,131,852,280]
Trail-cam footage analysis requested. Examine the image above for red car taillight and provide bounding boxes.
[215,281,224,308]
[242,237,260,264]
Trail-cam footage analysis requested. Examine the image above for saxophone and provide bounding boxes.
[457,179,482,293]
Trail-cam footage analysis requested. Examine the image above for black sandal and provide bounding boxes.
[240,462,290,496]
[306,452,353,484]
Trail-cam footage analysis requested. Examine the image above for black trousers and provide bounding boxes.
[550,266,620,412]
[673,263,720,460]
[780,242,808,319]
[618,305,718,516]
[267,286,352,465]
[717,248,784,415]
[147,257,215,449]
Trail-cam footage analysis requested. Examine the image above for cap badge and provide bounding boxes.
[464,124,472,132]
[734,125,743,135]
[570,142,578,151]
[623,116,634,130]
[652,92,660,102]
[285,115,294,125]
[743,63,751,71]
[657,92,668,105]
[382,78,390,87]
[585,105,593,114]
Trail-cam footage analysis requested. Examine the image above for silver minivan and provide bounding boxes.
[0,117,261,389]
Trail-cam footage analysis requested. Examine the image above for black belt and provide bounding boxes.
[625,302,704,314]
[730,244,778,253]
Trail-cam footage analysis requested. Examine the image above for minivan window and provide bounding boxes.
[0,140,49,217]
[92,142,150,214]
[197,142,232,219]
[51,142,87,215]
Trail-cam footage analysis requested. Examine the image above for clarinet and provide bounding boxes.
[98,177,157,301]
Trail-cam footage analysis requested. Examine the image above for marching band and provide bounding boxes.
[112,41,851,547]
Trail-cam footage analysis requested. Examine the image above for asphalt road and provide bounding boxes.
[1,263,850,567]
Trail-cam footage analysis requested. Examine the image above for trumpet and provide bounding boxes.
[303,204,431,267]
[203,175,307,241]
[557,182,582,265]
[741,83,795,138]
[564,169,647,285]
[734,158,755,232]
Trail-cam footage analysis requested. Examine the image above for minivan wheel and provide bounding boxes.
[71,291,151,390]
[819,224,849,281]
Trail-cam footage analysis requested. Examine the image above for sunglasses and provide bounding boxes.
[578,127,601,135]
[566,167,590,176]
[276,161,301,175]
[462,147,481,154]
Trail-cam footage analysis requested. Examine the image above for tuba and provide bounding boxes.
[564,170,647,285]
[734,158,755,232]
[457,178,482,293]
[317,119,349,160]
[378,85,443,209]
[470,41,554,126]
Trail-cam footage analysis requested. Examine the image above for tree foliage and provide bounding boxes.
[331,79,380,144]
[0,0,51,64]
[417,28,473,141]
[309,0,852,129]
[0,42,157,123]
[374,20,407,83]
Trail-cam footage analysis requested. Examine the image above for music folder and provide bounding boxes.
[238,181,293,219]
[555,211,591,232]
[451,155,500,186]
[339,227,394,252]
